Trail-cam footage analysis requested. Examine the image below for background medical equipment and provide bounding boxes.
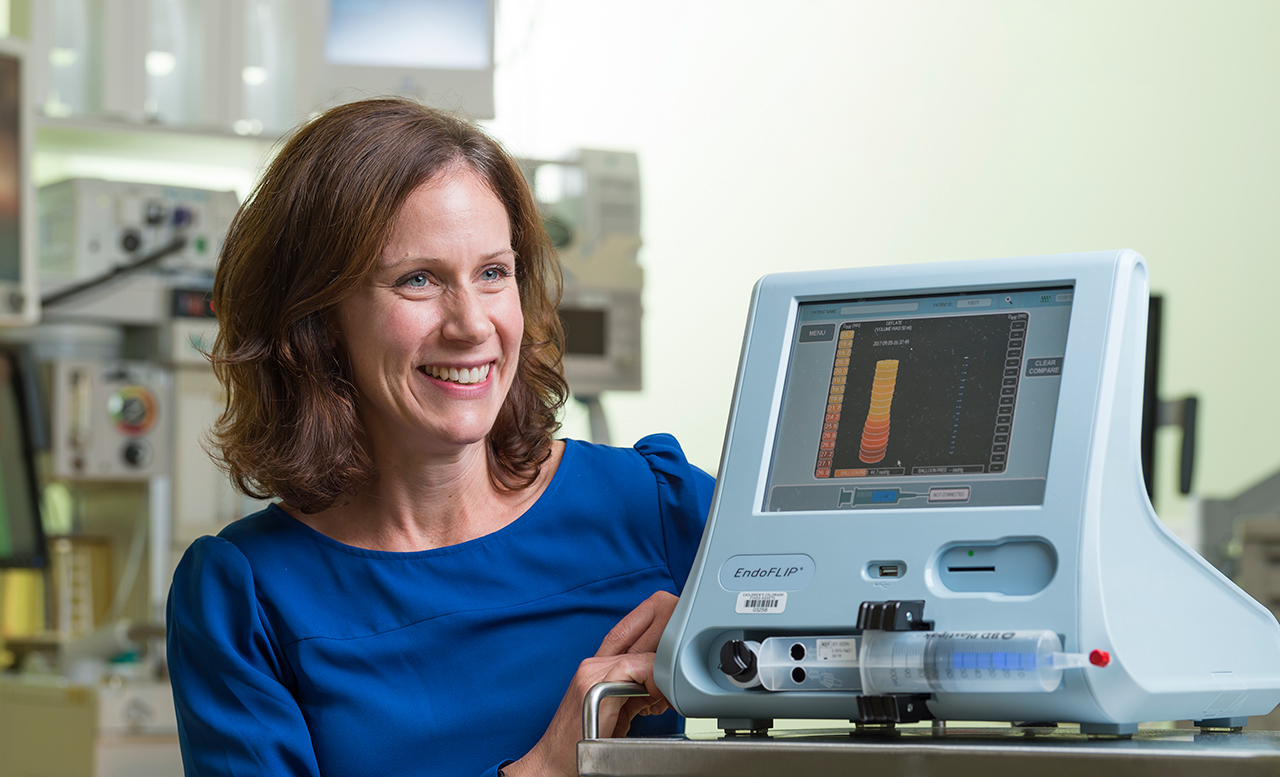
[1141,295,1198,501]
[38,178,237,287]
[32,0,495,131]
[522,149,644,444]
[0,344,48,569]
[0,37,37,326]
[655,250,1280,735]
[0,175,235,775]
[314,0,495,118]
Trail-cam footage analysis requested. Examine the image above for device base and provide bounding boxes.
[1194,716,1248,731]
[1080,721,1138,737]
[718,718,773,737]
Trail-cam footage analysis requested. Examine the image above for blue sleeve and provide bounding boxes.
[167,536,320,777]
[168,539,538,777]
[634,433,715,593]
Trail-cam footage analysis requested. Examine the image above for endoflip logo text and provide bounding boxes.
[733,566,804,579]
[719,554,816,591]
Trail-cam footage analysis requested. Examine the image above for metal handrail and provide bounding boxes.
[582,681,650,740]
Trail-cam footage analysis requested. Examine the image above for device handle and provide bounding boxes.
[582,681,649,740]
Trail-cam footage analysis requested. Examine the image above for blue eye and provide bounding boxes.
[403,273,429,288]
[481,266,512,282]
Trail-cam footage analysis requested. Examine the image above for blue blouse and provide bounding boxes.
[166,434,713,777]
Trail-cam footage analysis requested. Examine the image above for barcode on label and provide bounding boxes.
[736,591,787,614]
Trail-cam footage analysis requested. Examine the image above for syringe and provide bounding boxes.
[861,630,1109,694]
[724,630,1110,694]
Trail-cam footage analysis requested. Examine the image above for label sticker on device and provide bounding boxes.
[817,639,858,662]
[736,592,787,614]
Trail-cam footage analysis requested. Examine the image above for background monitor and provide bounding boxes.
[317,0,495,119]
[0,37,36,326]
[0,344,48,569]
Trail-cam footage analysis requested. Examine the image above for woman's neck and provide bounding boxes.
[283,439,564,552]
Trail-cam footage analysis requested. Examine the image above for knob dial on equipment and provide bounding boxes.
[719,640,760,685]
[122,439,152,468]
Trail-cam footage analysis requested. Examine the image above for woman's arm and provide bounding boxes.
[167,537,322,777]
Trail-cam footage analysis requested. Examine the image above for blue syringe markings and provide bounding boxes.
[951,651,1038,671]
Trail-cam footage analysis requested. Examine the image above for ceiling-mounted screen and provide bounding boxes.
[320,0,495,119]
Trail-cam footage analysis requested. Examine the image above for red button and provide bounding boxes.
[1089,649,1111,667]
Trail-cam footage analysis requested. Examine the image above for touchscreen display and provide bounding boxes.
[764,286,1073,511]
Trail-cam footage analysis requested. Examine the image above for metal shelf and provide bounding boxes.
[580,726,1280,777]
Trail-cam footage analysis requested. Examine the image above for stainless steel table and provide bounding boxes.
[579,726,1280,777]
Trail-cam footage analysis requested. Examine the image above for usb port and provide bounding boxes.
[867,560,906,579]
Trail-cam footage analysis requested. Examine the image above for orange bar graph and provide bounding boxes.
[859,360,899,463]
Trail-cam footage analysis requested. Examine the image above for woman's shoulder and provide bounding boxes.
[214,504,304,554]
[556,434,714,508]
[174,505,310,583]
[557,434,713,591]
[562,432,697,469]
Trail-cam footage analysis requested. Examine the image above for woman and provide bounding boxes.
[166,98,713,777]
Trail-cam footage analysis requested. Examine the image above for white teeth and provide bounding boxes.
[426,363,490,384]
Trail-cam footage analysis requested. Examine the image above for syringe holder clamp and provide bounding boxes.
[856,600,934,632]
[857,693,934,724]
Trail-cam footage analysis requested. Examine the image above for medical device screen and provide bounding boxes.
[764,286,1073,511]
[0,51,20,286]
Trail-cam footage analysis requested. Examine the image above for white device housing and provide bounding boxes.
[37,178,238,284]
[655,250,1280,733]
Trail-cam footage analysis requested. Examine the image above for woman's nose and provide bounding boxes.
[442,288,496,344]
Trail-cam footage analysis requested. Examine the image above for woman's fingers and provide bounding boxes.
[578,651,667,735]
[596,591,679,657]
[506,651,665,777]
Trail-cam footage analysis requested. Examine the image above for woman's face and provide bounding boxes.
[334,165,523,458]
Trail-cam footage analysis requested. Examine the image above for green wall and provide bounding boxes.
[491,0,1280,536]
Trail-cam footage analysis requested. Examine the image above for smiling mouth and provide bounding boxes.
[422,363,492,385]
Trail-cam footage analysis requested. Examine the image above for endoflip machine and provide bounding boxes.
[654,250,1280,735]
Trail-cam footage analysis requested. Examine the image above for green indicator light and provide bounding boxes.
[968,550,974,557]
[195,235,208,253]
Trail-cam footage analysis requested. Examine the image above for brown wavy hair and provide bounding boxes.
[209,98,567,514]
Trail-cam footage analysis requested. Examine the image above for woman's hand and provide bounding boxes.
[503,592,679,777]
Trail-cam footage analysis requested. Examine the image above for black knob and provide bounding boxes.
[121,229,142,252]
[122,440,151,467]
[145,201,165,225]
[718,640,758,684]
